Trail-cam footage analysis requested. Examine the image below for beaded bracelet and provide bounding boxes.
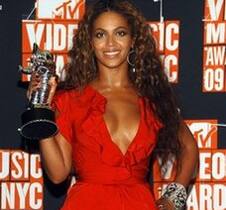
[161,182,187,210]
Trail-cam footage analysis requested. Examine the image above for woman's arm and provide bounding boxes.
[39,134,72,184]
[28,75,72,184]
[156,120,199,210]
[175,120,199,186]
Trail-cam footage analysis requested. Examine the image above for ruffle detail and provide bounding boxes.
[97,98,157,167]
[79,86,161,169]
[80,86,107,144]
[123,98,160,166]
[52,90,79,144]
[121,122,156,167]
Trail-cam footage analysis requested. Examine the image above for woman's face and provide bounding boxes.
[91,11,133,70]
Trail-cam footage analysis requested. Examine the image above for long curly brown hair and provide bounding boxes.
[59,0,182,172]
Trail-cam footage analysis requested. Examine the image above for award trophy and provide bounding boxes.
[18,43,58,140]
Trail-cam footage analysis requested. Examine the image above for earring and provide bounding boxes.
[127,49,136,73]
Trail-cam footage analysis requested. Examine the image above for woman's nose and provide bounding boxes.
[106,35,115,46]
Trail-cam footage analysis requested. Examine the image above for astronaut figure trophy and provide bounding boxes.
[19,43,58,140]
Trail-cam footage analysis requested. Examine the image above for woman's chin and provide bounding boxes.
[99,60,127,70]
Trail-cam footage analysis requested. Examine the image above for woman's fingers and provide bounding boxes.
[27,73,58,104]
[47,76,58,105]
[156,198,175,210]
[27,74,41,100]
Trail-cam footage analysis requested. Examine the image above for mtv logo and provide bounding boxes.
[36,0,85,20]
[186,120,218,149]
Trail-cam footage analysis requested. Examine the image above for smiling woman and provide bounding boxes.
[28,0,199,210]
[91,11,133,70]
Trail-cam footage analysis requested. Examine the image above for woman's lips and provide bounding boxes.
[103,50,120,57]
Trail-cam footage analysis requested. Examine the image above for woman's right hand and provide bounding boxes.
[27,72,58,105]
[27,72,40,100]
[155,197,175,210]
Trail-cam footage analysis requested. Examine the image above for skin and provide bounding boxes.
[90,11,140,155]
[28,11,198,210]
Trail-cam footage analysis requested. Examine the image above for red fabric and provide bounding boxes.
[52,85,162,210]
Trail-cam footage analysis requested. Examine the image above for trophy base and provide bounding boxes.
[19,107,58,140]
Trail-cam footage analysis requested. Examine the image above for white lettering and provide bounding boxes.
[165,23,179,51]
[30,183,42,209]
[164,55,178,82]
[199,153,211,180]
[206,23,225,44]
[26,23,45,50]
[54,24,66,50]
[30,154,42,179]
[207,0,224,20]
[1,183,15,209]
[0,151,10,179]
[212,152,226,179]
[16,183,30,209]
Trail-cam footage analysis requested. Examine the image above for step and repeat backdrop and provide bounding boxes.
[0,0,225,209]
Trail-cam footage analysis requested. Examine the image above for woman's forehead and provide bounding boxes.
[92,11,129,30]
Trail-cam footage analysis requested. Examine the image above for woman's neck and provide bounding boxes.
[95,62,131,88]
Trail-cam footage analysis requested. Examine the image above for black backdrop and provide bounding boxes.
[0,0,225,209]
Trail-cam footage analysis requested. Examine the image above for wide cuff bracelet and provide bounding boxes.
[162,182,187,210]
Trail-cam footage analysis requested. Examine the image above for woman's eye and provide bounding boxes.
[95,32,105,38]
[116,31,127,36]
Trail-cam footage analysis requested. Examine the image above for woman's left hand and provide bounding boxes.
[155,197,175,210]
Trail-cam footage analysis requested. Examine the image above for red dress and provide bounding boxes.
[53,85,162,210]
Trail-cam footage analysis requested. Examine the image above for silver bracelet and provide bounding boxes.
[162,182,187,210]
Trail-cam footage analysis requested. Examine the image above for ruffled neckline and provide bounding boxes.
[79,84,161,167]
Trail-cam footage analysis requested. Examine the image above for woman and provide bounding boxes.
[29,0,199,209]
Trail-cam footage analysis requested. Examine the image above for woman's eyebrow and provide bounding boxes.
[93,26,129,32]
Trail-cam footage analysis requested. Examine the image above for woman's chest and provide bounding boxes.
[102,96,142,154]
